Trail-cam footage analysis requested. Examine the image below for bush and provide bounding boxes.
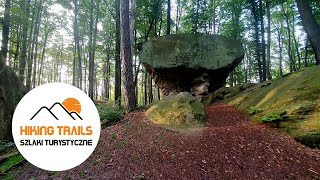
[247,106,263,115]
[261,113,283,123]
[260,111,289,127]
[96,102,124,123]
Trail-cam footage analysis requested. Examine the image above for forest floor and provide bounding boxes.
[5,102,320,179]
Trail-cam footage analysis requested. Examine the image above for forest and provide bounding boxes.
[1,0,320,110]
[1,0,320,179]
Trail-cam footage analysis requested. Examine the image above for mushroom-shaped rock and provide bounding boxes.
[139,34,245,96]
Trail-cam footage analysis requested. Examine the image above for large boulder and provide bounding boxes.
[0,61,28,140]
[139,33,245,96]
[145,92,205,128]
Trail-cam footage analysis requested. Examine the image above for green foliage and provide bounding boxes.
[0,154,25,174]
[295,131,320,149]
[1,172,17,180]
[261,110,289,123]
[261,112,283,123]
[248,106,263,115]
[96,102,124,123]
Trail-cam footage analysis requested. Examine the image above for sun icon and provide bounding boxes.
[62,98,81,114]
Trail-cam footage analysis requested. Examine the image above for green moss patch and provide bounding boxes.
[146,92,206,129]
[0,154,25,175]
[225,66,320,148]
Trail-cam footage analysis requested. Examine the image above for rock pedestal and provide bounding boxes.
[139,34,245,96]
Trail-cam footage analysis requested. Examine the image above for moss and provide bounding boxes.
[139,34,244,69]
[295,131,320,149]
[146,92,205,128]
[0,154,25,174]
[225,66,320,148]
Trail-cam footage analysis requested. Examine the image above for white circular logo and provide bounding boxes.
[12,83,101,171]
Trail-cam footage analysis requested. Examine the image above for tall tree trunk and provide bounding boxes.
[72,42,77,86]
[144,70,147,105]
[37,25,50,86]
[167,0,171,35]
[88,0,94,98]
[114,0,122,104]
[282,3,296,72]
[148,75,153,104]
[258,0,266,81]
[296,0,320,65]
[26,1,36,89]
[266,0,272,80]
[32,6,42,88]
[13,25,21,72]
[175,0,181,33]
[19,0,31,83]
[250,0,262,82]
[1,0,11,63]
[304,36,309,67]
[277,24,283,76]
[120,0,136,112]
[74,0,82,89]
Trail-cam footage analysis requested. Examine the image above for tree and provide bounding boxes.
[296,0,320,65]
[250,0,263,82]
[1,0,11,63]
[120,0,136,111]
[114,0,122,104]
[167,0,171,34]
[19,0,31,83]
[266,0,272,80]
[258,0,266,81]
[74,0,82,89]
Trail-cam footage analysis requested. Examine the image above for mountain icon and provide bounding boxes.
[30,102,83,121]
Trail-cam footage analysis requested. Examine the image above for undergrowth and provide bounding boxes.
[96,101,124,123]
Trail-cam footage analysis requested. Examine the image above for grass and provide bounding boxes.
[225,66,320,148]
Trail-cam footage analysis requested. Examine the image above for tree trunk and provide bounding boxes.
[167,0,171,35]
[120,0,136,112]
[114,0,122,104]
[74,0,82,89]
[26,1,37,89]
[37,25,50,86]
[266,0,272,80]
[19,0,31,83]
[304,36,309,67]
[258,0,266,81]
[250,0,262,82]
[148,75,153,104]
[88,0,95,100]
[296,0,320,65]
[1,0,11,63]
[283,4,296,72]
[144,70,147,105]
[32,6,42,88]
[276,23,283,77]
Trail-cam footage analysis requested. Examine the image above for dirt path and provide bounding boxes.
[10,102,320,179]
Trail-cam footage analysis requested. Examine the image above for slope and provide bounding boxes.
[226,66,320,148]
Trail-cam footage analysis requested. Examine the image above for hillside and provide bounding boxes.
[226,66,320,148]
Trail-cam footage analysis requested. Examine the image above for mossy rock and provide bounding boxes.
[145,92,206,128]
[0,62,28,140]
[139,34,244,69]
